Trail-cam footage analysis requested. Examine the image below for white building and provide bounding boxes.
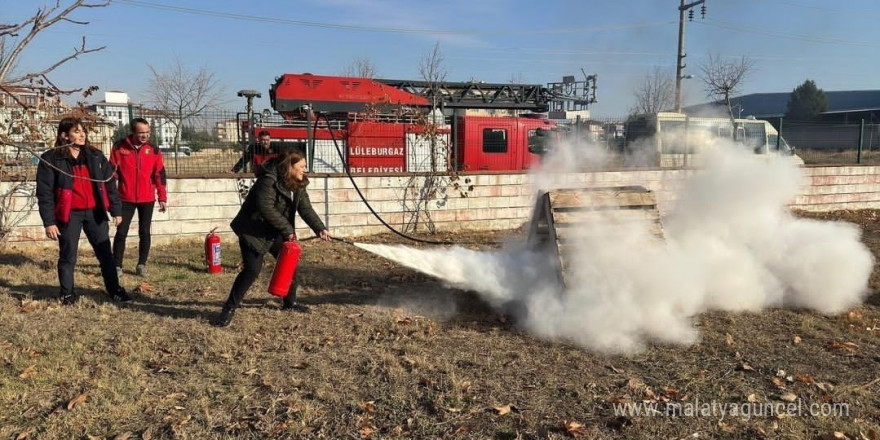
[0,87,69,160]
[88,92,177,148]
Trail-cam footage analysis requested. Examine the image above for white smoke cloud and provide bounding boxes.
[356,138,873,354]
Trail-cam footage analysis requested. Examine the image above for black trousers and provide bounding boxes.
[113,201,155,267]
[58,209,121,296]
[223,236,299,309]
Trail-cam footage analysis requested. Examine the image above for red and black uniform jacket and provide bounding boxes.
[232,143,277,173]
[110,137,168,204]
[36,146,122,226]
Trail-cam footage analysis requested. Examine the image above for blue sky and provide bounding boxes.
[7,0,880,117]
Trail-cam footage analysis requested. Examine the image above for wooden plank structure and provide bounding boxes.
[527,186,665,287]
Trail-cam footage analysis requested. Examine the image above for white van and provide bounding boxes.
[625,112,803,167]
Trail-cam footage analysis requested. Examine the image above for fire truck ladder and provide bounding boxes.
[375,79,554,112]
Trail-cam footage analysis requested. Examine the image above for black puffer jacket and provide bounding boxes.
[36,146,121,226]
[230,159,325,253]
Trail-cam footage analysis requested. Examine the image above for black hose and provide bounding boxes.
[299,236,355,245]
[315,113,451,246]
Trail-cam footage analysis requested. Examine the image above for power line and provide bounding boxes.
[115,0,669,36]
[699,19,880,48]
[774,0,880,18]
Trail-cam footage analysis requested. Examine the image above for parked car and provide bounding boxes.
[160,146,192,157]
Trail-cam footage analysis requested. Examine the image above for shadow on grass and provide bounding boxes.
[1,249,515,331]
[0,278,126,303]
[867,290,880,306]
[0,251,44,267]
[121,298,224,321]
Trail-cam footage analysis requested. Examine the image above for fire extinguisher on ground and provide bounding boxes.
[205,227,222,274]
[269,236,302,297]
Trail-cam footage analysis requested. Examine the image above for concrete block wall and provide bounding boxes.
[2,165,879,248]
[794,166,880,210]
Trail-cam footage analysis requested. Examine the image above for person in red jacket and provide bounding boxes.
[110,118,168,277]
[231,130,277,174]
[36,117,131,305]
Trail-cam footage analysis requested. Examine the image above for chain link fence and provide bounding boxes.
[3,111,880,182]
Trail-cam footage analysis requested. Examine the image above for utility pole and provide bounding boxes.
[675,0,706,113]
[237,89,261,172]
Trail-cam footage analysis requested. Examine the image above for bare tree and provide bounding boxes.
[699,53,754,131]
[147,57,225,170]
[342,57,377,78]
[400,42,454,234]
[0,1,109,244]
[1,1,108,90]
[418,42,448,111]
[630,66,674,116]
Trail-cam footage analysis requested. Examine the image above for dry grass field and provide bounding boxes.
[0,212,878,439]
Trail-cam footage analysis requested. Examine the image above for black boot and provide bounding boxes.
[109,287,132,303]
[60,292,79,306]
[281,297,310,313]
[211,307,236,327]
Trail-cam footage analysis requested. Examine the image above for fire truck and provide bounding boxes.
[240,73,559,173]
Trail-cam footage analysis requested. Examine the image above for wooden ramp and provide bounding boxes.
[527,186,665,287]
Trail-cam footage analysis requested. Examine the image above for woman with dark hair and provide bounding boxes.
[36,117,131,305]
[213,149,331,327]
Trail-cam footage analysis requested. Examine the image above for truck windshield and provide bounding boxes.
[528,129,550,155]
[768,133,794,154]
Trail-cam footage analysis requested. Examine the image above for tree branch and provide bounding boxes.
[0,0,110,83]
[6,36,105,85]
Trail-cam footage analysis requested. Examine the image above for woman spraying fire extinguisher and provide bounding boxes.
[212,150,331,327]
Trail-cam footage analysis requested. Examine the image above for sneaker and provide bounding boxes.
[109,288,132,303]
[281,301,310,313]
[136,264,147,277]
[60,293,79,305]
[211,308,235,327]
[116,266,123,277]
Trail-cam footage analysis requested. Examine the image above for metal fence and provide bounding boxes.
[3,111,880,182]
[774,120,880,165]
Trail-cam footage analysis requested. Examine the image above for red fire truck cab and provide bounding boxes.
[456,115,554,171]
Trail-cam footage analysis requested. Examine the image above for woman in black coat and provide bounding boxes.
[213,149,331,327]
[35,117,131,305]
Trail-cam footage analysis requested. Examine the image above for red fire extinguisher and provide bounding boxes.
[268,238,302,297]
[205,227,222,274]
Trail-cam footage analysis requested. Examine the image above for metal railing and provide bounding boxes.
[4,112,880,182]
[773,119,880,165]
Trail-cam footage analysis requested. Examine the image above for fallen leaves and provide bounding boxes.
[828,340,859,353]
[19,364,36,379]
[737,362,755,372]
[491,404,518,415]
[771,375,787,388]
[19,300,41,314]
[778,392,797,402]
[67,392,89,410]
[170,415,191,436]
[359,401,376,413]
[795,373,815,385]
[564,420,589,437]
[135,281,154,294]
